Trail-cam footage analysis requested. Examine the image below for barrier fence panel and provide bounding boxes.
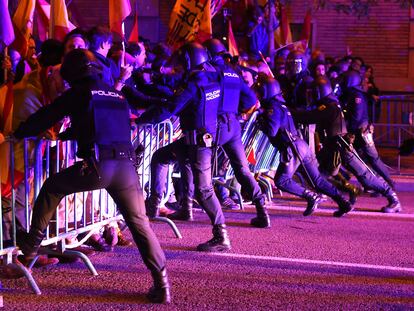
[373,94,414,173]
[1,119,181,294]
[214,112,280,207]
[132,120,182,238]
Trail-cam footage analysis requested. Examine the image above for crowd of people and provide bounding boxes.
[0,18,403,304]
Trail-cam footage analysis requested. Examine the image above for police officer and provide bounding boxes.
[13,49,170,304]
[341,70,395,190]
[278,50,313,110]
[253,74,352,216]
[203,38,270,228]
[137,43,231,252]
[292,77,401,216]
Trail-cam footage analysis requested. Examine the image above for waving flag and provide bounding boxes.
[299,9,312,51]
[0,82,23,197]
[49,0,75,41]
[227,19,238,56]
[274,6,292,48]
[11,0,36,57]
[128,1,139,43]
[109,0,132,39]
[0,0,15,47]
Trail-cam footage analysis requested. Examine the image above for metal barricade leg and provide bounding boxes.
[152,217,182,239]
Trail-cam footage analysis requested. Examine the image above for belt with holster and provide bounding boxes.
[183,130,214,147]
[95,145,135,161]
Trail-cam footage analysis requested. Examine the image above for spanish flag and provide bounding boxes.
[274,6,292,48]
[49,0,75,41]
[0,0,15,47]
[227,19,238,56]
[128,1,139,43]
[0,82,23,197]
[11,0,36,58]
[109,0,132,39]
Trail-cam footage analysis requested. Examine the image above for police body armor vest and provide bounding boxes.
[218,66,241,114]
[91,89,131,146]
[325,101,348,138]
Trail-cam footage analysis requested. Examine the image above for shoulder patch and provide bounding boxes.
[355,97,362,104]
[318,104,326,111]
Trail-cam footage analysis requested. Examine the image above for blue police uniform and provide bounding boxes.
[292,95,401,215]
[137,67,231,250]
[212,59,270,227]
[260,98,347,198]
[14,77,167,278]
[342,87,394,188]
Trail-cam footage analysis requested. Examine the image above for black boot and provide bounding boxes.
[382,191,402,213]
[197,224,231,252]
[250,197,270,228]
[330,175,362,205]
[147,267,171,304]
[16,227,45,261]
[167,197,193,221]
[145,195,161,218]
[302,190,323,216]
[332,195,353,217]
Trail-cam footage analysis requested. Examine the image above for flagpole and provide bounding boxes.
[258,51,274,79]
[121,22,126,66]
[3,47,8,83]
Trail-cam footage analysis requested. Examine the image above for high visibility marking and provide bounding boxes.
[210,252,414,274]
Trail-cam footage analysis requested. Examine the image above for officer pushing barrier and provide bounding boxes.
[253,74,352,217]
[292,76,402,217]
[8,49,171,304]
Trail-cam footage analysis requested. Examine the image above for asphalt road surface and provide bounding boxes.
[2,191,414,310]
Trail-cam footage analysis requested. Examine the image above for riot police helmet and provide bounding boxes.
[312,76,333,102]
[203,38,227,59]
[177,42,209,71]
[342,70,362,89]
[60,48,102,85]
[286,50,306,76]
[253,73,283,102]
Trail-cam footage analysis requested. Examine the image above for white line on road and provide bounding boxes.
[210,252,414,274]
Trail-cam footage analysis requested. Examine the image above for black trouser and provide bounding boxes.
[31,158,166,272]
[150,139,194,202]
[150,138,225,225]
[218,113,264,203]
[275,138,342,198]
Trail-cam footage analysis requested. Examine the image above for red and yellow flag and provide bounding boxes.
[299,9,312,51]
[49,0,75,41]
[167,0,212,49]
[0,0,15,47]
[11,0,36,57]
[227,19,238,56]
[274,6,292,48]
[0,82,23,197]
[109,0,132,39]
[128,1,139,43]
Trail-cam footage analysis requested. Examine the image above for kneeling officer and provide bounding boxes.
[13,49,170,304]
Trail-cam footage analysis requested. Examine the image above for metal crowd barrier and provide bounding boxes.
[213,112,280,208]
[373,94,414,173]
[0,120,180,294]
[132,121,182,238]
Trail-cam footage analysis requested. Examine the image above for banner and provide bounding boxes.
[167,0,211,49]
